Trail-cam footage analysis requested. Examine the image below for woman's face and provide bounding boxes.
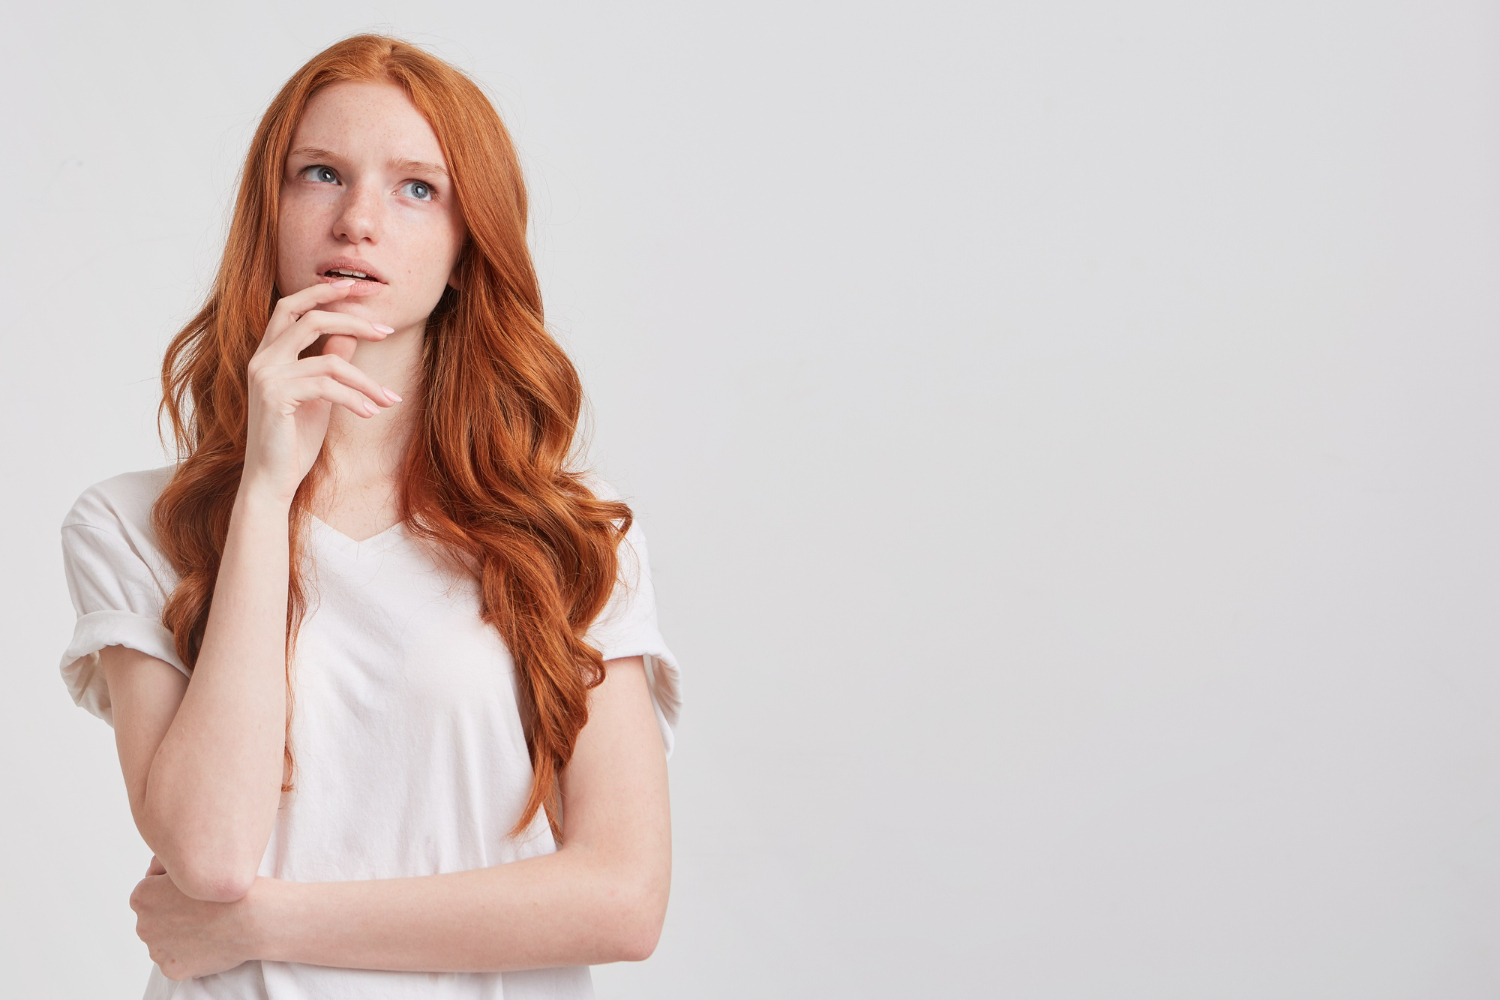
[277,80,466,334]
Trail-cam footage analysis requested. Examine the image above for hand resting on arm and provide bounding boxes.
[111,653,671,979]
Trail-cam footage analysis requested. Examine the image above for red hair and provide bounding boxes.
[152,34,631,840]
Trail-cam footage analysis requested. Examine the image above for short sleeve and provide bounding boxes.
[585,517,683,759]
[59,469,188,727]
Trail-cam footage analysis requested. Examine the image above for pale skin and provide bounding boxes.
[101,80,670,980]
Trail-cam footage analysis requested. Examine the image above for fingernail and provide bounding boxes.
[333,279,356,288]
[383,387,403,402]
[364,401,380,416]
[372,323,395,334]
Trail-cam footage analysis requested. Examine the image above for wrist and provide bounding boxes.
[244,876,292,962]
[234,479,295,520]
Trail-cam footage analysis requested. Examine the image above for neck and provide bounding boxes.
[319,323,425,497]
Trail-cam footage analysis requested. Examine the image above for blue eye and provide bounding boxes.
[304,165,338,184]
[402,180,433,201]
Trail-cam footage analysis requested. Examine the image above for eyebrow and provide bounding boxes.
[288,147,450,179]
[392,157,449,178]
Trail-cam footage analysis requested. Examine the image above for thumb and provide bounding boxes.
[320,333,359,363]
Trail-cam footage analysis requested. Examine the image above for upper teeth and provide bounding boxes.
[329,269,370,279]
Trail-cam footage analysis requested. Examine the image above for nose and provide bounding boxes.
[333,180,383,244]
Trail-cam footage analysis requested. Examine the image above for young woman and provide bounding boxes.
[57,34,680,999]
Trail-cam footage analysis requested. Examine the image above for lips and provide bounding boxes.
[316,257,387,285]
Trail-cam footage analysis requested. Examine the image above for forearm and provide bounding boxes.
[249,847,665,973]
[145,485,291,900]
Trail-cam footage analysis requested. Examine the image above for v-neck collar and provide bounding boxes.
[307,514,408,558]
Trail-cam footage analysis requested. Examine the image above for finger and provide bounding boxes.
[264,309,392,364]
[284,373,389,419]
[288,353,401,409]
[315,332,359,364]
[262,279,358,345]
[262,279,390,350]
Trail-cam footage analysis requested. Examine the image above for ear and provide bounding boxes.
[446,239,469,291]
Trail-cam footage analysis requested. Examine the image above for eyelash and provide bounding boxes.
[300,166,435,202]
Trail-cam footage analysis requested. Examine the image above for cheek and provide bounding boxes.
[276,212,311,277]
[444,211,466,256]
[405,219,465,288]
[408,203,463,260]
[277,193,333,264]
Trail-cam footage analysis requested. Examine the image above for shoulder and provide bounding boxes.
[57,466,188,722]
[63,465,177,536]
[61,465,179,581]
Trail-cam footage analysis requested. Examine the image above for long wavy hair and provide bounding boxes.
[151,34,631,841]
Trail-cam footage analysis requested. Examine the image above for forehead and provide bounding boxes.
[292,80,446,164]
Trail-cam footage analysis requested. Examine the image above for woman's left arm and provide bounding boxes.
[130,656,671,978]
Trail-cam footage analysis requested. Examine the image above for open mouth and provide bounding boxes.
[323,268,381,282]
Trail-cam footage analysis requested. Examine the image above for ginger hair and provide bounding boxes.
[152,34,630,841]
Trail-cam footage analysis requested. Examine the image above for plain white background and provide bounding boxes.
[5,1,1499,996]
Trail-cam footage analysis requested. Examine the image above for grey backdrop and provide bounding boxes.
[5,1,1499,997]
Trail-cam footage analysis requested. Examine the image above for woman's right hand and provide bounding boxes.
[241,280,400,505]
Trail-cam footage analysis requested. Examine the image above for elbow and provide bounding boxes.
[139,795,263,902]
[605,874,669,963]
[171,860,257,903]
[175,866,257,903]
[616,920,663,964]
[156,844,259,902]
[142,816,262,902]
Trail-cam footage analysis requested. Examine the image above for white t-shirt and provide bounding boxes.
[58,465,682,1000]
